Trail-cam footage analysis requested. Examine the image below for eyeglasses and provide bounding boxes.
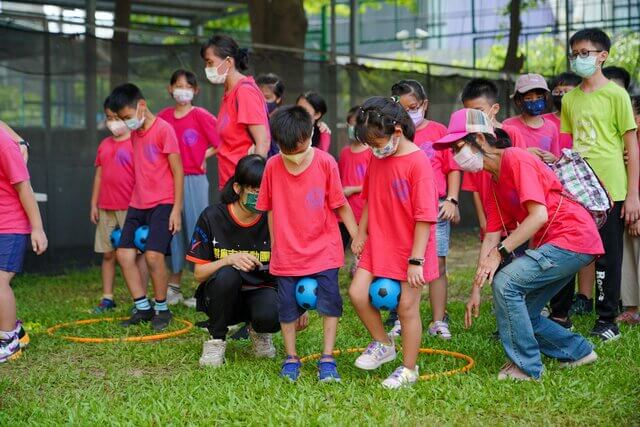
[567,50,602,60]
[551,90,568,96]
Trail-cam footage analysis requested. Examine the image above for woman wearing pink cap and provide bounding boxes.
[434,108,603,381]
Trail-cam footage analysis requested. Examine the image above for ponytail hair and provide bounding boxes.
[220,155,266,204]
[200,35,250,72]
[463,130,512,153]
[354,96,415,145]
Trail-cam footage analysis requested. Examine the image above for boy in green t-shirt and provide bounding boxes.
[561,28,639,342]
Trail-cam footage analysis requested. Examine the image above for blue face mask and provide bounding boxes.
[570,55,598,78]
[523,98,546,116]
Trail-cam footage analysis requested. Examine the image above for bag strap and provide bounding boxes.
[491,186,509,237]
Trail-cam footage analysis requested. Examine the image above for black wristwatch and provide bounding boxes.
[18,140,30,152]
[497,243,511,260]
[408,258,425,266]
[445,197,459,206]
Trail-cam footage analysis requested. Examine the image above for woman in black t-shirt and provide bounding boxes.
[187,155,280,367]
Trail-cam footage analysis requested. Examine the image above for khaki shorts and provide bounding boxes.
[95,209,128,253]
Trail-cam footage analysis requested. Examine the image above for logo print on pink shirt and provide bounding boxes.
[218,113,229,132]
[143,143,160,163]
[391,178,410,202]
[115,147,132,167]
[183,128,199,147]
[420,142,435,159]
[356,163,366,180]
[305,187,325,210]
[539,136,551,151]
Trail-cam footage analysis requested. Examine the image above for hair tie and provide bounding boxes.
[390,95,400,103]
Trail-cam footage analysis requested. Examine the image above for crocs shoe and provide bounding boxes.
[318,355,341,382]
[280,356,302,382]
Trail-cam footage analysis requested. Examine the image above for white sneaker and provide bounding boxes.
[388,320,402,338]
[381,365,419,389]
[558,351,598,369]
[199,338,226,367]
[183,297,197,309]
[354,340,396,370]
[166,285,184,306]
[249,329,276,359]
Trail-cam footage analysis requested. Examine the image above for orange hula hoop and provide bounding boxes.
[46,317,193,343]
[299,347,475,381]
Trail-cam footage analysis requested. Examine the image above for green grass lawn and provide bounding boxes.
[1,231,639,425]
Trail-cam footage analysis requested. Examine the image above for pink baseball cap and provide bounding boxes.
[433,108,495,149]
[512,73,549,96]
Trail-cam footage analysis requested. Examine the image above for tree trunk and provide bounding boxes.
[110,0,131,88]
[247,0,307,100]
[502,0,525,73]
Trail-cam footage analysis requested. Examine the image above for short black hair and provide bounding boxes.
[170,69,198,88]
[103,95,111,111]
[108,83,144,112]
[346,105,360,122]
[603,66,631,90]
[461,78,499,104]
[200,34,249,72]
[631,95,640,116]
[269,105,313,153]
[256,73,285,99]
[390,79,427,102]
[548,72,582,90]
[220,154,266,204]
[570,28,611,52]
[354,96,415,145]
[296,91,327,117]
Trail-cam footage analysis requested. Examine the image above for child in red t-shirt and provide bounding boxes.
[256,106,358,382]
[297,92,332,152]
[349,97,439,389]
[504,73,560,163]
[338,105,372,250]
[543,72,582,151]
[391,79,460,341]
[90,98,147,313]
[109,83,184,332]
[0,127,47,363]
[158,69,220,305]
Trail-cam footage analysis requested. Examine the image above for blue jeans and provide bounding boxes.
[493,244,595,379]
[170,174,210,274]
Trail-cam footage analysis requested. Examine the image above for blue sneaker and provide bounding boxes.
[94,298,116,314]
[280,356,301,382]
[318,355,341,382]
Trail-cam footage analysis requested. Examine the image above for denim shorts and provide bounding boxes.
[0,234,29,273]
[436,218,451,257]
[276,268,342,322]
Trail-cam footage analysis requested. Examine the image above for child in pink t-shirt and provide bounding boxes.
[391,79,460,341]
[338,105,372,249]
[256,105,358,382]
[0,127,47,363]
[110,83,184,332]
[543,72,581,151]
[349,97,439,389]
[503,73,560,163]
[158,69,221,304]
[90,99,147,313]
[297,91,332,152]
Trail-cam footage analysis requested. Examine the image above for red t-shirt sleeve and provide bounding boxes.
[236,85,268,126]
[161,124,180,154]
[440,148,461,175]
[410,158,438,223]
[196,108,221,149]
[256,160,273,211]
[94,142,103,167]
[318,130,331,152]
[326,157,347,209]
[461,172,478,192]
[0,141,29,185]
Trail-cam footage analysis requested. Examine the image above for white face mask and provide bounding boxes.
[407,107,424,127]
[124,103,145,131]
[106,119,129,137]
[454,144,483,173]
[172,88,194,104]
[372,135,399,159]
[205,58,229,85]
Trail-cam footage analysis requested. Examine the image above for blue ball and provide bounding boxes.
[110,228,122,249]
[369,278,401,311]
[134,225,150,252]
[295,277,318,310]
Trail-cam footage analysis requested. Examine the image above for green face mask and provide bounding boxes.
[347,125,355,140]
[243,192,261,213]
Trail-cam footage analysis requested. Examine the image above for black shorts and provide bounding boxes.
[119,204,173,255]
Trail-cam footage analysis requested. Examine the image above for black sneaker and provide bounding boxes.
[384,310,398,327]
[121,308,154,327]
[590,320,621,342]
[570,294,593,316]
[151,310,173,331]
[549,316,574,330]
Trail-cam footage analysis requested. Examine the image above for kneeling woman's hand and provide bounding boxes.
[464,286,482,329]
[227,252,262,272]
